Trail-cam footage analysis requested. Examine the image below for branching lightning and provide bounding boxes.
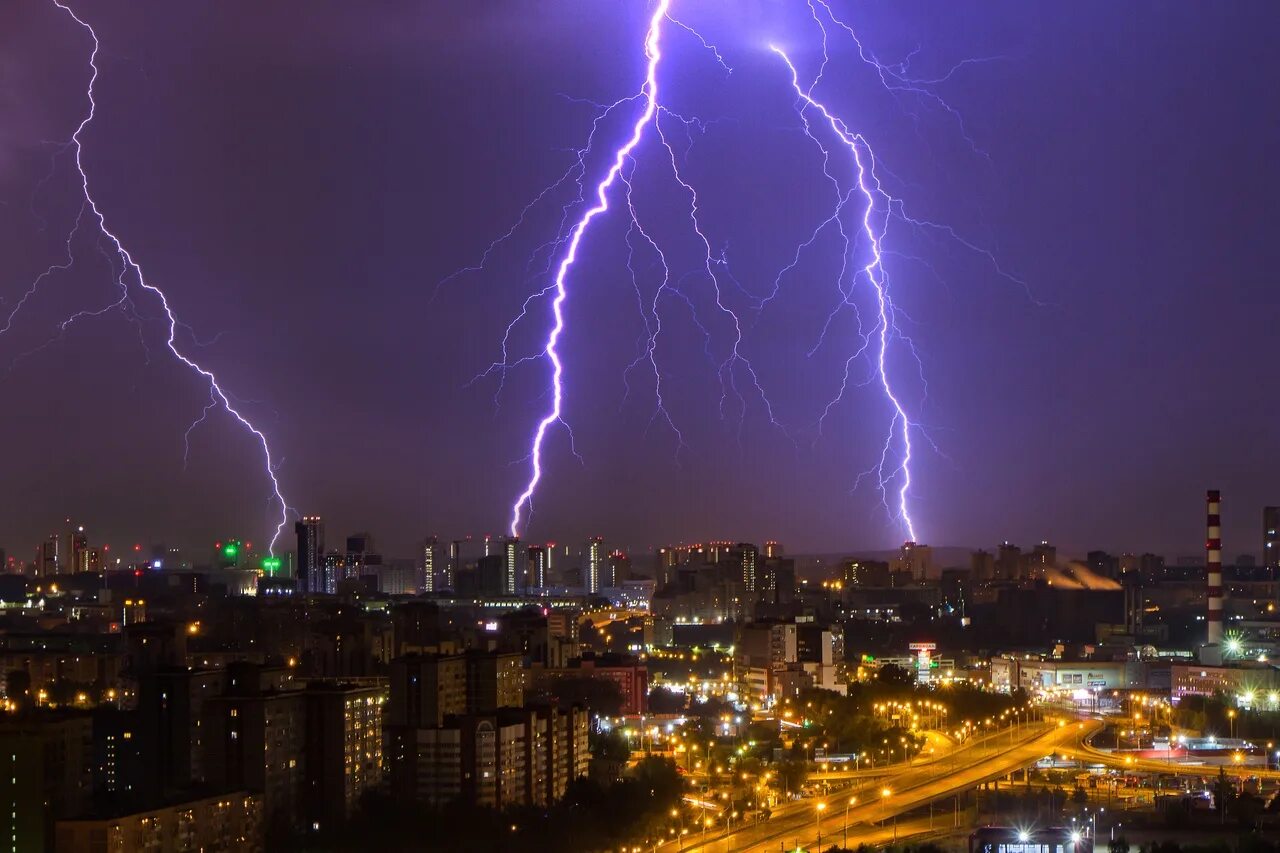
[13,2,293,552]
[506,0,671,537]
[772,45,920,541]
[440,1,1025,543]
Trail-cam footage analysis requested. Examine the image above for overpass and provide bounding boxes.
[665,720,1103,852]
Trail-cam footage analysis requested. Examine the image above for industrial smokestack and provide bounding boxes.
[1206,489,1223,645]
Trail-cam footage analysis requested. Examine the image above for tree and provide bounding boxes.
[877,664,915,687]
[591,729,631,763]
[648,687,686,714]
[630,755,683,804]
[1212,768,1234,823]
[776,758,808,795]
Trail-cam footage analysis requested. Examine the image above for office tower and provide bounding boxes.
[1207,490,1223,645]
[295,516,324,593]
[764,540,782,559]
[1265,506,1280,576]
[584,537,605,594]
[502,537,520,594]
[421,536,438,593]
[527,545,550,589]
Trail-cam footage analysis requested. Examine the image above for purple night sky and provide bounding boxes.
[1,1,1277,561]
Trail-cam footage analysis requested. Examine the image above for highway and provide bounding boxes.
[1059,732,1280,780]
[662,720,1102,853]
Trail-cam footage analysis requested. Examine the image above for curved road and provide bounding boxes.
[665,720,1102,853]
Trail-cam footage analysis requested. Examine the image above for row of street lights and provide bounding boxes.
[810,787,894,850]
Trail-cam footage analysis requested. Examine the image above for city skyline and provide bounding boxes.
[3,4,1280,851]
[3,3,1279,558]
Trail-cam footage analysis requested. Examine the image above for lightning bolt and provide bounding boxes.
[508,0,671,537]
[772,44,919,542]
[449,2,1023,544]
[31,1,292,552]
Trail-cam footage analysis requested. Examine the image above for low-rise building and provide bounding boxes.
[1171,662,1280,704]
[54,791,262,853]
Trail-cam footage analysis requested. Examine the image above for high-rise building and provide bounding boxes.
[607,550,632,588]
[303,681,386,831]
[584,536,605,594]
[36,534,59,577]
[319,552,344,595]
[0,714,91,852]
[656,546,680,588]
[970,550,994,582]
[735,543,758,592]
[527,545,550,589]
[758,557,797,604]
[502,537,520,595]
[68,526,90,573]
[385,704,589,809]
[1029,541,1057,577]
[892,541,934,580]
[344,533,380,581]
[202,669,307,832]
[295,517,324,593]
[841,559,885,587]
[1138,552,1165,578]
[421,536,438,593]
[996,542,1022,581]
[1086,550,1119,579]
[764,540,782,559]
[387,655,469,728]
[1264,506,1279,575]
[448,540,463,591]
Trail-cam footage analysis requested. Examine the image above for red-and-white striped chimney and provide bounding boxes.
[1206,489,1223,645]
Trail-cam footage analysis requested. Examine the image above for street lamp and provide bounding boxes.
[815,802,827,849]
[880,786,892,838]
[844,796,857,849]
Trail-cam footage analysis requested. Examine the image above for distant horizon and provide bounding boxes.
[3,523,1265,573]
